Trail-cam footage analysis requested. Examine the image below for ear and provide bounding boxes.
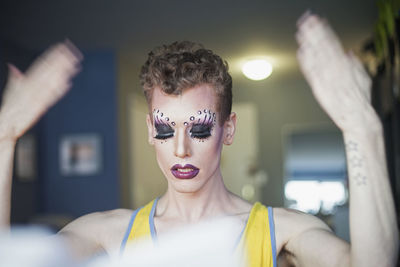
[146,114,155,145]
[223,112,237,145]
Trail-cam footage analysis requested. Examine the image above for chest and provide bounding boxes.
[121,200,277,267]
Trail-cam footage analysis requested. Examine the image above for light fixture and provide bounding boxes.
[242,59,273,81]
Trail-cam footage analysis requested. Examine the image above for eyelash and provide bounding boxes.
[155,132,174,140]
[190,124,212,139]
[190,131,211,139]
[155,131,211,140]
[154,124,212,140]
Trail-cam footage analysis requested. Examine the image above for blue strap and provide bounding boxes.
[149,197,159,242]
[268,207,277,267]
[119,207,141,255]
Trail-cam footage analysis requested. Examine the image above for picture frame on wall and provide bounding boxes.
[15,134,37,182]
[59,134,102,176]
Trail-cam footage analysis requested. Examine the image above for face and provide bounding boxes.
[146,84,236,194]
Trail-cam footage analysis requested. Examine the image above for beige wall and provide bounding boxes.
[129,95,167,207]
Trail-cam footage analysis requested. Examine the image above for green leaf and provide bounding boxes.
[384,2,395,36]
[376,21,389,58]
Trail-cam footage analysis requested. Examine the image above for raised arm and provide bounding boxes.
[293,13,398,267]
[0,41,82,229]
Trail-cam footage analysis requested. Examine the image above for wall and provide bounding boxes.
[233,73,335,207]
[39,50,120,217]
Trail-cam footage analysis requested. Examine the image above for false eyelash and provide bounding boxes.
[190,124,212,139]
[191,131,212,139]
[154,122,174,140]
[155,132,174,140]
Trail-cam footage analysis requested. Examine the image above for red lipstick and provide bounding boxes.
[171,164,199,179]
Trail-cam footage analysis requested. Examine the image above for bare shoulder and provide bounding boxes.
[272,207,350,267]
[59,208,134,259]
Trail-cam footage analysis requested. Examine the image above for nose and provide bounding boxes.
[174,128,191,158]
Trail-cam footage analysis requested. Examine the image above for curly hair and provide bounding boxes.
[140,41,232,125]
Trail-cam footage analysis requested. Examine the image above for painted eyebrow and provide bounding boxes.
[197,113,214,124]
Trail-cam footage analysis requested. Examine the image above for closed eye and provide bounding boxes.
[190,124,212,139]
[155,123,174,140]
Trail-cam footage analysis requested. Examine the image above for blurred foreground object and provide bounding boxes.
[91,217,245,267]
[0,218,245,267]
[0,227,74,267]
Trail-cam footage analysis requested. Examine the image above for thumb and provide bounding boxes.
[7,63,23,82]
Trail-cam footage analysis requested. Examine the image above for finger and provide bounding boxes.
[26,43,81,82]
[297,35,336,89]
[64,39,83,62]
[297,48,342,117]
[7,63,24,82]
[296,9,312,28]
[37,61,80,102]
[297,47,324,92]
[296,16,345,62]
[30,71,74,114]
[25,49,81,97]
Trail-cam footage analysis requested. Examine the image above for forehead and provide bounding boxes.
[151,84,218,119]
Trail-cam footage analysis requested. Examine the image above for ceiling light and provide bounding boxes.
[242,59,273,81]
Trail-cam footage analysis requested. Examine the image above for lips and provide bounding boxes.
[170,164,199,179]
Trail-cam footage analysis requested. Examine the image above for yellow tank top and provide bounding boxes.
[120,198,277,267]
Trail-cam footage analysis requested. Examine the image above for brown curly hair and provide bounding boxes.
[140,41,232,125]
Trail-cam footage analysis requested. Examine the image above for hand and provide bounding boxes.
[0,40,82,141]
[296,13,381,135]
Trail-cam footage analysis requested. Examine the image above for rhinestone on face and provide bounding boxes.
[183,122,188,126]
[190,116,195,121]
[171,122,176,126]
[160,113,163,117]
[165,117,169,121]
[197,110,202,115]
[204,109,207,113]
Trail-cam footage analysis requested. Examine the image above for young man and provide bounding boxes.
[0,13,398,267]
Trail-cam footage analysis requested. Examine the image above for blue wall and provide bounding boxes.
[39,50,120,217]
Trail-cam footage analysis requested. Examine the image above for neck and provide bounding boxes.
[158,170,234,223]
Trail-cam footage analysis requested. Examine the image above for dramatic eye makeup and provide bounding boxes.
[154,123,174,139]
[190,124,212,139]
[152,108,216,141]
[189,109,216,140]
[153,109,174,140]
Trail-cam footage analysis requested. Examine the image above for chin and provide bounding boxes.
[168,178,208,194]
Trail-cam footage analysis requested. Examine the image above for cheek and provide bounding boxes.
[154,141,174,164]
[193,130,223,155]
